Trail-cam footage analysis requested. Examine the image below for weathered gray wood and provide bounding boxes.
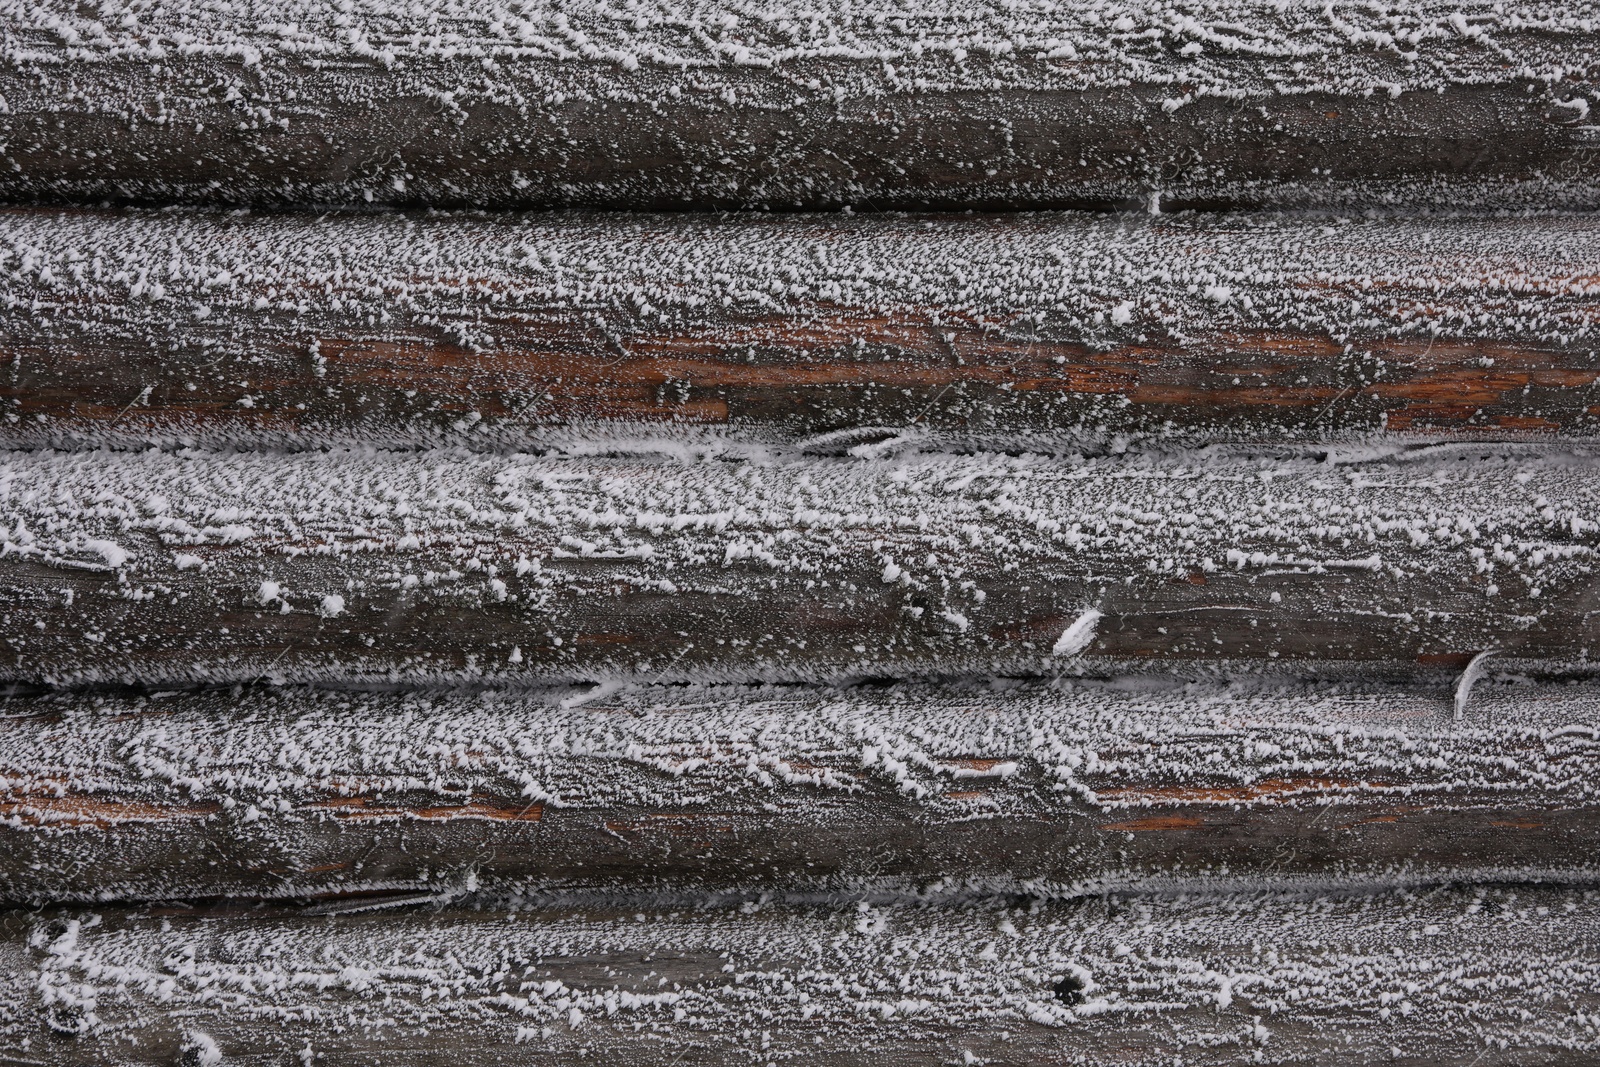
[7,886,1599,1064]
[4,209,1600,449]
[3,679,1599,903]
[2,445,1599,683]
[1,2,1597,211]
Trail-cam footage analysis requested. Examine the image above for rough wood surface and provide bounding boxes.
[3,679,1600,903]
[0,2,1597,211]
[6,6,1598,1060]
[2,445,1598,683]
[6,886,1599,1065]
[5,209,1600,449]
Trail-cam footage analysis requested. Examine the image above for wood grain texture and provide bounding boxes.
[6,5,1598,1058]
[2,445,1598,684]
[3,679,1600,903]
[7,886,1599,1065]
[0,2,1597,211]
[5,209,1600,449]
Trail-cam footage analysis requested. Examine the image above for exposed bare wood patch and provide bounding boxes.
[0,796,219,828]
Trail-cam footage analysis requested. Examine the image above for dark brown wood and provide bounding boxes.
[5,10,1596,1058]
[4,209,1600,449]
[0,3,1596,211]
[7,885,1599,1064]
[3,679,1599,904]
[1,445,1598,683]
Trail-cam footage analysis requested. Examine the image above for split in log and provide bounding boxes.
[5,209,1600,449]
[3,678,1600,903]
[0,3,1597,211]
[6,885,1600,1064]
[1,445,1599,683]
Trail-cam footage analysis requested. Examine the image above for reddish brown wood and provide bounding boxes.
[3,210,1600,449]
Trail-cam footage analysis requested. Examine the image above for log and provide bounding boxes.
[5,209,1600,449]
[6,886,1599,1064]
[1,445,1598,683]
[0,3,1597,211]
[3,679,1600,903]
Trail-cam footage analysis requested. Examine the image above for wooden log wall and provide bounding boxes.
[3,2,1600,1062]
[0,2,1596,211]
[5,446,1600,684]
[3,209,1600,450]
[4,886,1599,1065]
[3,679,1599,904]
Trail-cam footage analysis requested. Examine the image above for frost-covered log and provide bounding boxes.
[1,446,1599,684]
[5,210,1600,450]
[0,2,1597,211]
[6,886,1599,1064]
[3,679,1600,903]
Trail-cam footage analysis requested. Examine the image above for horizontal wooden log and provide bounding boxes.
[0,3,1597,210]
[3,679,1600,903]
[5,210,1600,449]
[6,886,1599,1064]
[1,446,1599,683]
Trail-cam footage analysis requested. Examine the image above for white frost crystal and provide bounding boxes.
[1052,609,1102,657]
